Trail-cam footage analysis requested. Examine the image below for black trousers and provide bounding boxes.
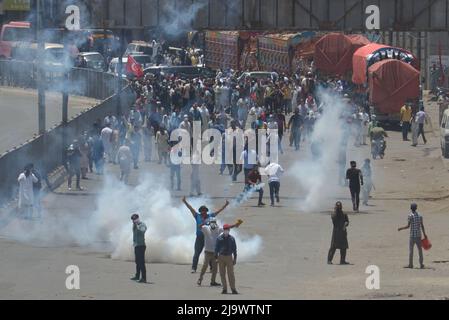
[402,122,410,140]
[192,233,205,271]
[269,181,280,205]
[328,247,347,263]
[349,186,360,210]
[134,245,147,280]
[68,167,81,188]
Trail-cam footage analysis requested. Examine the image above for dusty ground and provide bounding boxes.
[1,93,449,300]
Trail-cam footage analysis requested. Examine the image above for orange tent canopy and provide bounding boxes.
[314,33,370,76]
[352,43,391,85]
[369,60,420,114]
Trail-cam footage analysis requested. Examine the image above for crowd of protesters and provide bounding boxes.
[13,38,434,295]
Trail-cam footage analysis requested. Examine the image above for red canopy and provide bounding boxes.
[369,60,420,114]
[314,33,370,76]
[352,43,390,84]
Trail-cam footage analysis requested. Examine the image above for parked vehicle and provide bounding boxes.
[440,108,449,158]
[237,71,278,83]
[76,52,106,71]
[0,21,34,59]
[124,41,154,57]
[143,65,215,79]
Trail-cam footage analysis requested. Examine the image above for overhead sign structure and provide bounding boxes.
[3,0,30,11]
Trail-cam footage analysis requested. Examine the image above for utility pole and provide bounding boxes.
[36,0,46,135]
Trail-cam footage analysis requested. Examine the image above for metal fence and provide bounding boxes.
[0,59,125,100]
[0,60,135,205]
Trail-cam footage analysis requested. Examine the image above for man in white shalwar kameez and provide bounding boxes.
[18,168,38,219]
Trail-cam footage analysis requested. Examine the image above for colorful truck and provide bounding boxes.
[257,31,316,74]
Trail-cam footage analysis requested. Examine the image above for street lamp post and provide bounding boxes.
[36,0,46,135]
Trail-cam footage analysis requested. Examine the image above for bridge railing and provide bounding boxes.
[0,59,135,206]
[0,59,126,100]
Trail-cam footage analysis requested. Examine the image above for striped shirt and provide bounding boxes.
[408,211,423,239]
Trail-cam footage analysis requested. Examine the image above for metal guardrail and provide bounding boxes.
[0,59,135,205]
[0,59,126,100]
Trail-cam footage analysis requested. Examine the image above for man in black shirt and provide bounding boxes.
[346,161,364,212]
[287,109,304,151]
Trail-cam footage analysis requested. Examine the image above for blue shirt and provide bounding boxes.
[195,212,216,236]
[215,234,237,257]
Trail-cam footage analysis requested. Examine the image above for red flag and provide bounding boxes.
[126,55,144,78]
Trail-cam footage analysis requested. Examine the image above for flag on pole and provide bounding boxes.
[126,55,144,78]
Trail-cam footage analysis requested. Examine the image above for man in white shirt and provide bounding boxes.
[179,115,192,136]
[101,124,114,163]
[266,163,284,207]
[18,167,38,219]
[415,107,428,145]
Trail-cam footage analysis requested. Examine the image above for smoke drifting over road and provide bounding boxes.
[291,88,363,211]
[1,173,262,264]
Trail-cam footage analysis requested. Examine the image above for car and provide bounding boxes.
[440,108,449,158]
[237,71,278,83]
[124,41,154,57]
[143,65,215,79]
[76,52,106,71]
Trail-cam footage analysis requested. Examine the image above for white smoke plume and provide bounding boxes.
[291,88,363,211]
[160,0,208,37]
[0,172,262,264]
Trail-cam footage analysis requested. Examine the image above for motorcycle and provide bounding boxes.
[371,138,385,159]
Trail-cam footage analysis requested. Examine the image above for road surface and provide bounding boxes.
[0,93,449,300]
[0,86,100,155]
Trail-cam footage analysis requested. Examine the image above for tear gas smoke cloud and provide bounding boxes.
[291,88,364,211]
[160,0,208,37]
[1,173,262,264]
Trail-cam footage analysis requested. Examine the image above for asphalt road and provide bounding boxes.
[1,92,449,300]
[0,87,99,155]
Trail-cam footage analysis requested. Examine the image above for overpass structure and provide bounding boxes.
[39,0,449,32]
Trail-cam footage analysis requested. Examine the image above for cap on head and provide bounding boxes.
[223,224,231,230]
[411,203,418,211]
[131,214,139,221]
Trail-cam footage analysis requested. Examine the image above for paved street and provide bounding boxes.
[0,87,99,154]
[1,94,449,300]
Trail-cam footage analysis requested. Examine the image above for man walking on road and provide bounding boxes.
[130,213,148,283]
[215,224,238,294]
[415,107,428,145]
[266,162,284,207]
[346,161,363,212]
[398,203,428,269]
[287,108,303,151]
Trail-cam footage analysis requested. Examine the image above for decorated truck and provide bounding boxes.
[204,30,261,71]
[257,31,316,74]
